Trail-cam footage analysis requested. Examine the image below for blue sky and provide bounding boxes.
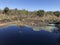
[0,0,60,11]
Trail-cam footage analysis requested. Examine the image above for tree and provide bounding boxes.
[53,11,60,17]
[3,7,10,15]
[36,10,45,17]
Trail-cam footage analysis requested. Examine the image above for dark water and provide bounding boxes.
[0,25,60,45]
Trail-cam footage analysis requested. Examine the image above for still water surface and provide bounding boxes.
[0,24,60,45]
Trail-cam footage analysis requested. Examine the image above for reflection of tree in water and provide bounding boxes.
[0,25,59,45]
[54,22,60,45]
[54,21,60,29]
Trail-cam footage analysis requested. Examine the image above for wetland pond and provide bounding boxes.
[0,24,60,45]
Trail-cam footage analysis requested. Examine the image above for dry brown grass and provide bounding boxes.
[0,14,60,27]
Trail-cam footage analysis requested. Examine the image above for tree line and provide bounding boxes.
[0,7,60,17]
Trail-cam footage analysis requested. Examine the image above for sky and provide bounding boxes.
[0,0,60,11]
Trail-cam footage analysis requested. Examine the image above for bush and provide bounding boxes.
[36,10,44,17]
[53,11,60,17]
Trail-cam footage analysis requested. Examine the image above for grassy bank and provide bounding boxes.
[0,21,24,27]
[0,14,60,27]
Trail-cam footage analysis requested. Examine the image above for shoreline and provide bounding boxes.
[0,21,55,27]
[0,21,26,27]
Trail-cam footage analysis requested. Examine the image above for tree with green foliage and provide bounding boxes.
[53,11,60,17]
[3,7,10,15]
[36,10,45,17]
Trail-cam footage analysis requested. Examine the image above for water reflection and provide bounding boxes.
[0,25,59,45]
